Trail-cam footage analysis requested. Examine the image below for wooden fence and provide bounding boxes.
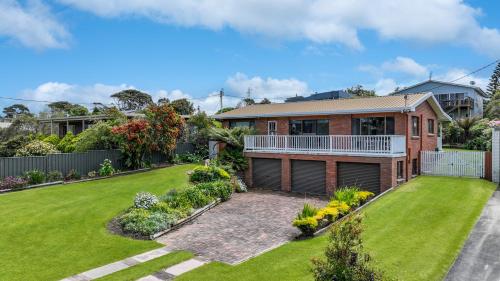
[420,151,485,178]
[0,143,195,179]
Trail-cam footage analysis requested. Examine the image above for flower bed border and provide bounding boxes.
[150,198,222,240]
[0,164,173,195]
[310,186,395,238]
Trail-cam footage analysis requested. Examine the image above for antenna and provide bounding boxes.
[429,71,433,81]
[219,88,224,110]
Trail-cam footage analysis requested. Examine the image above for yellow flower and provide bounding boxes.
[327,200,350,214]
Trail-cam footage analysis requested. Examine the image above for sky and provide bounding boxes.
[0,0,499,114]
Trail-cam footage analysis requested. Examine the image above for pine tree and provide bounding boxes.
[487,62,500,97]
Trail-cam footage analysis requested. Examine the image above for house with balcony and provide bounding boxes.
[394,80,488,119]
[214,93,451,195]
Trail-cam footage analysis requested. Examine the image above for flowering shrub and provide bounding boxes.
[134,192,159,209]
[23,170,46,185]
[112,119,151,169]
[315,207,339,223]
[120,209,176,236]
[15,140,58,156]
[356,191,375,204]
[189,165,230,182]
[0,176,28,190]
[182,186,214,208]
[145,103,182,155]
[47,170,63,182]
[195,181,233,202]
[292,217,318,236]
[333,187,361,208]
[99,159,115,176]
[327,200,351,215]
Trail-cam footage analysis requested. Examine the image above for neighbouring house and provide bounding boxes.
[285,90,351,103]
[393,80,488,119]
[214,93,451,196]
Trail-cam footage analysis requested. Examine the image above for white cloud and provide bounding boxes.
[381,57,428,77]
[18,72,309,115]
[373,78,399,96]
[226,72,309,100]
[58,0,500,56]
[0,0,69,49]
[435,68,489,90]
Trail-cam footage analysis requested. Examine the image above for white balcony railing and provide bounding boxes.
[244,135,406,155]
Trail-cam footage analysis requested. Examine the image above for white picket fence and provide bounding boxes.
[421,151,485,178]
[493,128,500,183]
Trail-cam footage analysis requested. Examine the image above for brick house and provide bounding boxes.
[214,93,451,195]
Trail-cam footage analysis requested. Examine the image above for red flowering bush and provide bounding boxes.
[112,119,151,168]
[145,104,183,154]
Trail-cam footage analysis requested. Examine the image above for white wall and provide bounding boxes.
[493,128,500,183]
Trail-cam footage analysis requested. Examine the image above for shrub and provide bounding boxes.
[150,202,185,219]
[74,121,117,152]
[15,140,58,156]
[23,170,46,185]
[293,217,318,236]
[195,181,233,201]
[99,159,115,176]
[356,191,375,204]
[134,192,159,209]
[315,207,339,223]
[87,171,97,178]
[65,169,81,181]
[311,215,384,281]
[174,153,203,164]
[334,187,361,208]
[327,200,350,215]
[43,134,60,146]
[57,132,77,153]
[182,186,213,208]
[0,176,27,190]
[47,170,63,182]
[189,165,230,183]
[119,208,175,236]
[160,189,193,211]
[297,203,319,219]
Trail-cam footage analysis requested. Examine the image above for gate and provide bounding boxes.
[421,151,485,178]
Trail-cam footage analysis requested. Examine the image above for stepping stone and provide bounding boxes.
[79,261,129,279]
[131,247,171,263]
[136,275,165,281]
[163,258,206,276]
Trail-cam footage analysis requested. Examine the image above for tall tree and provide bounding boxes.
[48,101,89,116]
[170,98,195,115]
[346,85,376,97]
[110,89,153,111]
[48,101,73,113]
[487,62,500,97]
[485,90,500,120]
[2,104,30,118]
[215,107,235,114]
[157,97,170,105]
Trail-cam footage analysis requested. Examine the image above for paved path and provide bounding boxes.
[445,188,500,281]
[156,190,327,264]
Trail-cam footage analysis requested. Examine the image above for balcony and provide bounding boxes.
[244,135,406,157]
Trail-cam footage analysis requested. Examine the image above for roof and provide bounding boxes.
[285,90,351,102]
[393,80,488,98]
[214,92,452,121]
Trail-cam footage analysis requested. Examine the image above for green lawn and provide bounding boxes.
[177,176,496,281]
[0,164,196,281]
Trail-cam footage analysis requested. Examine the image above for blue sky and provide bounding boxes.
[0,0,499,113]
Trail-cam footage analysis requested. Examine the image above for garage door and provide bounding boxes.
[337,162,380,194]
[252,158,281,190]
[291,160,326,195]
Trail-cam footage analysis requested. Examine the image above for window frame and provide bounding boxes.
[411,116,420,137]
[351,116,395,135]
[267,121,277,135]
[288,119,329,135]
[427,119,435,135]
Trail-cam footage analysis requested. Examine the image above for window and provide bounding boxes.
[289,120,329,135]
[397,161,404,179]
[351,117,395,135]
[229,120,255,129]
[268,121,277,135]
[411,116,420,136]
[412,158,418,175]
[427,119,435,134]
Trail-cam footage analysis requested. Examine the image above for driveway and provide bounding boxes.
[445,188,500,281]
[156,190,327,264]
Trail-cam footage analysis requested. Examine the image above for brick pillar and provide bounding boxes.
[245,157,253,187]
[380,162,393,192]
[326,159,336,195]
[281,158,291,192]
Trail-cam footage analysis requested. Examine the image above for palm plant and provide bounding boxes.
[456,116,480,142]
[209,127,255,171]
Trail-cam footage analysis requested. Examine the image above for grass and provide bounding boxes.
[177,176,496,281]
[0,164,196,281]
[96,251,194,281]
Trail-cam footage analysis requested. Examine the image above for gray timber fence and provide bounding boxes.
[0,143,195,179]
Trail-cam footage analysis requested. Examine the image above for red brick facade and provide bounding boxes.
[224,101,439,194]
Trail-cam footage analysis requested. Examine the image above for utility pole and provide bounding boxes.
[219,88,224,110]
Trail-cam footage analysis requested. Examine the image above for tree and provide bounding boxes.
[487,62,500,97]
[237,98,255,108]
[145,103,183,155]
[111,89,153,111]
[187,111,215,157]
[48,101,89,116]
[485,90,500,119]
[112,119,151,169]
[311,215,383,281]
[260,98,271,104]
[157,97,170,105]
[215,107,235,114]
[456,116,480,142]
[48,101,73,113]
[170,98,195,115]
[346,85,376,97]
[2,104,30,118]
[68,105,89,116]
[209,127,255,171]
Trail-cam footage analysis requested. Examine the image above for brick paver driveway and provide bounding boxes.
[156,190,327,264]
